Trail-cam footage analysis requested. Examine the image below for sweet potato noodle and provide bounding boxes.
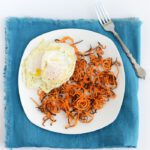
[33,36,121,129]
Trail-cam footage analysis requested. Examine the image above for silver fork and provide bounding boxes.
[95,1,146,79]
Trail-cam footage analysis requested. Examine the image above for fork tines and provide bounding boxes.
[95,0,111,24]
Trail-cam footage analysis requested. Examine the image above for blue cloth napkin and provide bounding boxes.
[4,17,141,148]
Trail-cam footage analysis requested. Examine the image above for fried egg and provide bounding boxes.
[22,40,77,93]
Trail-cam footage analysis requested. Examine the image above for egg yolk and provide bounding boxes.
[34,68,41,77]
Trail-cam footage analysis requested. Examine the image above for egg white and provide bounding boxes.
[22,40,76,93]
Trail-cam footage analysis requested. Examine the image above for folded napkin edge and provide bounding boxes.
[5,17,142,25]
[4,26,11,147]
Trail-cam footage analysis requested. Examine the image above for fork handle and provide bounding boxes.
[112,31,145,79]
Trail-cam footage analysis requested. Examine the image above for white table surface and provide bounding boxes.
[0,0,150,149]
